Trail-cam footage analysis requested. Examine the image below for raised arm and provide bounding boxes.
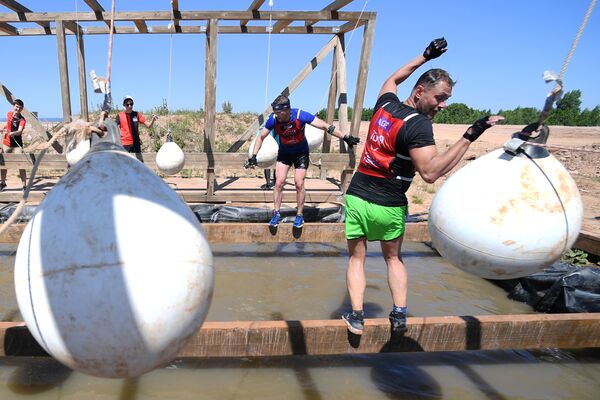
[378,38,448,98]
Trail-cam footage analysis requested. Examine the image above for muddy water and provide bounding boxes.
[1,242,599,399]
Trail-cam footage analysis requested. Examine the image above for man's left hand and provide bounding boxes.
[343,135,360,147]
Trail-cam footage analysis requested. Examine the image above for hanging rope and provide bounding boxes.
[263,0,274,109]
[559,0,597,81]
[166,1,175,138]
[101,0,116,111]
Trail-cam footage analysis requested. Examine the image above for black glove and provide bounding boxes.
[245,155,258,168]
[463,116,492,142]
[423,37,447,60]
[343,135,360,147]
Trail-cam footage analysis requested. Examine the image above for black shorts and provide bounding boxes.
[277,152,310,169]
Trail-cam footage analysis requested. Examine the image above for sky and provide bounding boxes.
[0,0,598,118]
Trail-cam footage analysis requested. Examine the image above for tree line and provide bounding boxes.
[317,90,600,126]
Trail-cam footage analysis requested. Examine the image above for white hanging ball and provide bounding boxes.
[305,124,324,151]
[249,131,278,168]
[14,139,214,378]
[66,138,91,166]
[156,141,185,175]
[428,145,583,280]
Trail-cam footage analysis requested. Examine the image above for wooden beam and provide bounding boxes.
[171,0,181,32]
[349,16,374,140]
[272,19,292,33]
[2,313,600,358]
[322,37,340,155]
[0,0,51,33]
[0,81,63,152]
[12,25,357,36]
[0,21,17,35]
[204,18,218,197]
[575,230,600,258]
[76,32,89,121]
[227,36,338,153]
[241,0,266,26]
[306,0,353,27]
[0,222,429,245]
[335,34,354,190]
[133,20,148,33]
[55,20,72,122]
[83,0,111,28]
[0,11,375,23]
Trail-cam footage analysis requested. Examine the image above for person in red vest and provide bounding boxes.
[115,95,158,153]
[341,38,504,336]
[1,99,27,191]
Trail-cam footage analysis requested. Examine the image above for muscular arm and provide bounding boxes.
[409,137,471,184]
[309,116,345,139]
[378,55,428,98]
[250,127,272,156]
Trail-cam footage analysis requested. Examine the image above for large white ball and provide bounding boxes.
[428,146,583,279]
[14,143,214,378]
[249,132,278,168]
[66,138,91,167]
[305,124,324,151]
[156,141,185,175]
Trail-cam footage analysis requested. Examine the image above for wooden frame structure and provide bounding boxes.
[0,0,377,200]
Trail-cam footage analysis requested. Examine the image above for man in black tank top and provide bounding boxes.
[342,38,504,336]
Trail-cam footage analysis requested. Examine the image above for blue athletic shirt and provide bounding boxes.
[265,108,315,155]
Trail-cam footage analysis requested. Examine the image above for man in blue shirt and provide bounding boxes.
[247,95,359,228]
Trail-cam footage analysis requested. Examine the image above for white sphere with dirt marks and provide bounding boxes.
[428,146,583,279]
[14,139,214,378]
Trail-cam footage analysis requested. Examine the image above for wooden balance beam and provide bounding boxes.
[2,313,600,358]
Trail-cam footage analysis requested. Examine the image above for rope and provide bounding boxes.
[263,0,274,109]
[559,0,597,81]
[106,0,116,88]
[167,2,175,135]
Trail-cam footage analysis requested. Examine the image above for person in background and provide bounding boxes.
[246,94,359,229]
[1,99,27,191]
[341,38,504,336]
[115,95,158,153]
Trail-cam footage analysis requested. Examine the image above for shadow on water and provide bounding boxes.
[7,357,71,395]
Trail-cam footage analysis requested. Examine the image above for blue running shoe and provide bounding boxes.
[293,214,304,228]
[342,311,364,335]
[269,210,281,227]
[389,311,407,334]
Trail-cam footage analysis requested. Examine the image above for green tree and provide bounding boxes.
[222,100,233,114]
[546,90,581,125]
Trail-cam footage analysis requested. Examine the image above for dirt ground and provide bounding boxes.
[353,123,600,236]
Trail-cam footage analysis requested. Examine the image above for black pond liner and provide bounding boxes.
[491,262,600,313]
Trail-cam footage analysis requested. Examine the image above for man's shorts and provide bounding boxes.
[277,152,309,169]
[1,145,23,154]
[345,194,407,241]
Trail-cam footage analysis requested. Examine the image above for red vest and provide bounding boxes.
[357,106,416,179]
[3,111,26,147]
[274,116,305,146]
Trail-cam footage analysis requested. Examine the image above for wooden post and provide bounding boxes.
[322,35,339,155]
[335,34,353,190]
[204,18,218,197]
[350,16,375,140]
[55,20,72,122]
[76,31,89,121]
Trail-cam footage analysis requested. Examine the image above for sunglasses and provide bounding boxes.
[125,102,134,106]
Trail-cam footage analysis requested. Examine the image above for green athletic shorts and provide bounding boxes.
[345,194,407,241]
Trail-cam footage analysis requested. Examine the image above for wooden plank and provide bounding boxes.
[2,313,600,358]
[0,152,353,171]
[0,81,63,153]
[133,20,148,33]
[83,0,111,28]
[0,21,17,35]
[349,16,374,140]
[272,19,292,33]
[0,222,430,245]
[240,0,266,26]
[171,0,181,33]
[322,36,339,155]
[227,36,338,153]
[574,230,600,258]
[55,20,72,122]
[306,0,353,27]
[76,32,89,121]
[0,0,51,32]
